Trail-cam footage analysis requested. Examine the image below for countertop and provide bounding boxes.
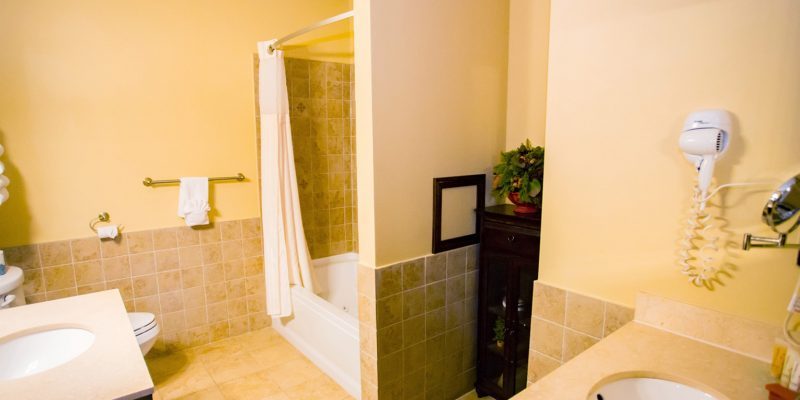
[0,290,154,400]
[513,322,773,400]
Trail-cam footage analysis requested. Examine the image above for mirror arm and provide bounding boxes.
[742,233,800,250]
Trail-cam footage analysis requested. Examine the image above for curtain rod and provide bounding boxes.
[269,10,354,53]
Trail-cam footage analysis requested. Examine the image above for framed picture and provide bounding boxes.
[432,174,485,253]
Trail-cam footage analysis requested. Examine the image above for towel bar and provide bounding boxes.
[142,173,245,187]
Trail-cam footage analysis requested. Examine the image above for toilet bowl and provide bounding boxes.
[127,312,159,355]
[0,266,26,309]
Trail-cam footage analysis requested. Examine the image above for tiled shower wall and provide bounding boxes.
[358,245,480,400]
[1,219,269,353]
[285,57,357,259]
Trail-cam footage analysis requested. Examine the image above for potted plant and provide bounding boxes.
[493,316,505,348]
[492,140,544,214]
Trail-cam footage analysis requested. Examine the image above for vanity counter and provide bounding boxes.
[513,322,772,400]
[0,290,153,400]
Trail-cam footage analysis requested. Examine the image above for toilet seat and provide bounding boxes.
[128,312,157,336]
[128,312,159,355]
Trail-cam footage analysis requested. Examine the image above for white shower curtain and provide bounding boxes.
[258,40,315,317]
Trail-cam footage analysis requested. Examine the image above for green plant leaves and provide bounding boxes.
[491,140,544,205]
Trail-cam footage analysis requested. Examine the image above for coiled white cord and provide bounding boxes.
[678,181,776,285]
[679,186,720,285]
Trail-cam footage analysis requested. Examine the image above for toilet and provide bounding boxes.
[0,265,159,355]
[127,312,160,355]
[0,266,26,308]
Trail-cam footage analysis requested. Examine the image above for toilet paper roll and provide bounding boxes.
[97,225,119,239]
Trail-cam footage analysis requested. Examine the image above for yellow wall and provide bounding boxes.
[0,0,352,247]
[365,0,510,266]
[505,0,550,148]
[538,0,800,324]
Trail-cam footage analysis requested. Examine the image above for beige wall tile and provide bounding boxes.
[130,253,156,276]
[531,317,564,360]
[107,278,133,300]
[155,249,180,272]
[563,329,599,362]
[152,228,178,250]
[446,300,465,330]
[533,281,567,324]
[426,308,446,338]
[220,221,242,241]
[40,241,71,266]
[74,260,103,286]
[528,351,561,383]
[4,245,41,270]
[604,301,635,337]
[403,315,426,347]
[176,226,200,247]
[241,219,262,239]
[244,256,264,277]
[157,270,182,293]
[102,256,131,280]
[446,248,466,277]
[201,244,222,265]
[133,274,158,298]
[445,274,465,305]
[43,264,75,291]
[565,292,605,338]
[358,264,376,298]
[100,236,128,258]
[376,264,402,299]
[127,231,154,254]
[221,240,244,261]
[181,267,204,289]
[198,225,221,244]
[179,246,203,269]
[70,238,100,262]
[377,293,403,328]
[425,281,445,311]
[183,286,206,309]
[402,259,425,290]
[403,287,425,319]
[223,260,244,280]
[377,323,403,357]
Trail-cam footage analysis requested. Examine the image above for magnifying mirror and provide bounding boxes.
[743,173,800,251]
[763,174,800,235]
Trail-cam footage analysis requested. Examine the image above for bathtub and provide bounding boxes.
[271,252,361,399]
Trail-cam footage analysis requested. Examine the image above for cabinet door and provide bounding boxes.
[507,257,537,394]
[477,251,515,396]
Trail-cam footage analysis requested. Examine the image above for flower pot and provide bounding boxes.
[496,340,504,349]
[508,192,539,214]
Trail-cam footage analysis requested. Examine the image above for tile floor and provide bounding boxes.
[146,327,353,400]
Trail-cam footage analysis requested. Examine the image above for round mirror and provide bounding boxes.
[763,174,800,234]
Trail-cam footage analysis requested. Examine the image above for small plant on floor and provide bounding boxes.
[492,139,545,214]
[493,316,505,348]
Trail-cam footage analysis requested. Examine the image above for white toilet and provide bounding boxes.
[0,265,159,355]
[0,266,26,308]
[127,312,160,355]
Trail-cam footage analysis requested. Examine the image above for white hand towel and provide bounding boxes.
[0,188,8,205]
[97,225,119,239]
[0,175,9,188]
[178,177,210,226]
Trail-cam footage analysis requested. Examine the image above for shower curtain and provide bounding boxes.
[258,40,315,317]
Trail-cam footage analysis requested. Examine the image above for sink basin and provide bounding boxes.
[0,328,95,380]
[589,377,719,400]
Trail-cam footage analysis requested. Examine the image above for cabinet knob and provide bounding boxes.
[507,234,516,243]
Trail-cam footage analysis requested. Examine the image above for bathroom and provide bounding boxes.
[0,0,799,400]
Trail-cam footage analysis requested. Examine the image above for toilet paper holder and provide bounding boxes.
[89,212,124,233]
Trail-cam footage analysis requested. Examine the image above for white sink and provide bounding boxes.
[0,328,95,380]
[589,377,719,400]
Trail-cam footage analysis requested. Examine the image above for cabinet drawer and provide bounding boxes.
[481,227,539,258]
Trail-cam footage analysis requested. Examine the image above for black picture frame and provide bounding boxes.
[432,174,486,253]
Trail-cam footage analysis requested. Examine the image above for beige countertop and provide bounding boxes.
[0,290,154,400]
[514,322,773,400]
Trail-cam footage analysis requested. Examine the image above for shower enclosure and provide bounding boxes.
[258,56,360,398]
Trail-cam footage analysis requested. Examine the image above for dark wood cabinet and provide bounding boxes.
[475,205,541,399]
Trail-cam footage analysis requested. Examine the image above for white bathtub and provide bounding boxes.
[271,252,361,399]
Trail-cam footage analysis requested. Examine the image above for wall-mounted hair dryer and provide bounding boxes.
[679,110,732,208]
